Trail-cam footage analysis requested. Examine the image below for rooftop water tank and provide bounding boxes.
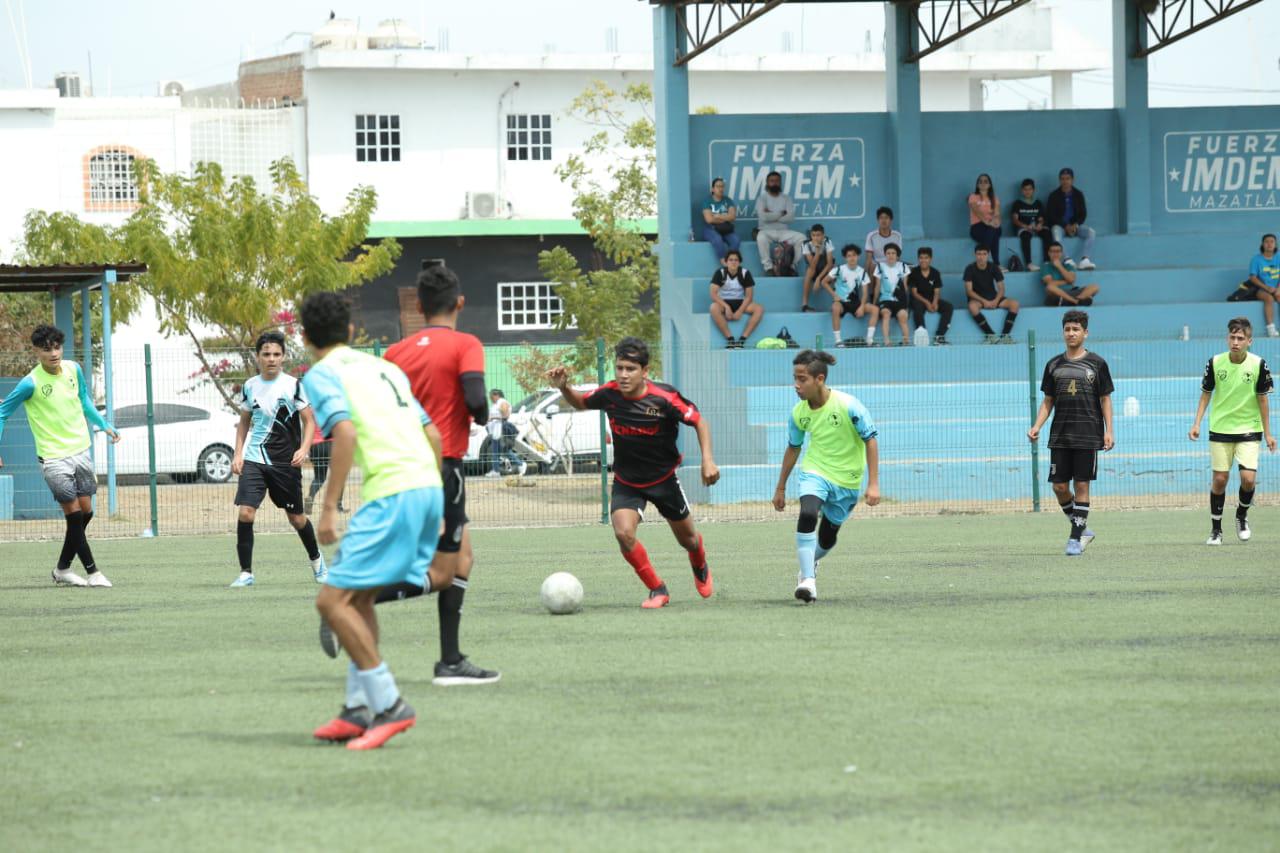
[368,19,422,50]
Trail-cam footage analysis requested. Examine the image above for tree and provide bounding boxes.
[536,81,659,375]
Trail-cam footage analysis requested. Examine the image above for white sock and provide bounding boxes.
[865,327,875,343]
[834,329,843,343]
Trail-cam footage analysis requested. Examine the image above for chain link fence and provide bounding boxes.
[1,333,1275,541]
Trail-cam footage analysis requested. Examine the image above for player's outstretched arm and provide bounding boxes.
[1100,395,1115,451]
[545,367,588,410]
[694,418,719,486]
[233,411,251,475]
[318,420,356,546]
[76,366,118,441]
[294,406,317,466]
[864,437,881,506]
[1189,391,1211,440]
[1028,397,1054,442]
[0,377,36,468]
[773,444,801,511]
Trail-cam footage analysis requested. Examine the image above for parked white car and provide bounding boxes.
[94,401,239,483]
[463,386,613,474]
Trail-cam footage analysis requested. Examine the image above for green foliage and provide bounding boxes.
[508,343,577,396]
[539,81,660,375]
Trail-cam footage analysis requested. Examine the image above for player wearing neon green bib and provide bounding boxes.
[300,292,444,751]
[0,324,120,587]
[773,350,879,603]
[1190,317,1275,545]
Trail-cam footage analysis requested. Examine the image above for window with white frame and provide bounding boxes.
[506,114,552,161]
[86,147,140,210]
[497,282,571,331]
[355,114,401,162]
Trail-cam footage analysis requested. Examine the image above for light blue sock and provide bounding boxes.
[796,531,817,580]
[346,662,369,710]
[356,662,400,714]
[814,544,830,562]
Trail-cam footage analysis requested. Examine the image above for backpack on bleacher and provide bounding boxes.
[771,242,797,277]
[1007,253,1024,272]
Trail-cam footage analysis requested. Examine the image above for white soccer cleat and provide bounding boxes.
[86,571,113,588]
[51,567,88,587]
[1205,531,1223,546]
[484,470,501,478]
[229,571,255,587]
[1078,258,1096,270]
[794,576,817,604]
[1236,518,1251,542]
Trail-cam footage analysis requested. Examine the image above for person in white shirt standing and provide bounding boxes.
[755,171,806,277]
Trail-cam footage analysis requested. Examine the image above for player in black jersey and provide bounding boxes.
[547,337,720,608]
[1027,310,1115,555]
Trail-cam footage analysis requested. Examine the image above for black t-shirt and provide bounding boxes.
[907,267,943,301]
[1041,351,1114,449]
[964,263,1004,300]
[1010,199,1044,231]
[583,380,701,487]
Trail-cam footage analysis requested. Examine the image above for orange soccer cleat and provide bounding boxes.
[345,699,416,750]
[641,587,670,609]
[313,706,371,743]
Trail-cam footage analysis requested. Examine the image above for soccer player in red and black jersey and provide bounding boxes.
[321,261,499,685]
[547,337,720,608]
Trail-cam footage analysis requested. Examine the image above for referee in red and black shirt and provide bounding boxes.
[547,337,720,608]
[372,262,500,684]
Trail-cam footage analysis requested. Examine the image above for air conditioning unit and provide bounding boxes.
[466,191,499,219]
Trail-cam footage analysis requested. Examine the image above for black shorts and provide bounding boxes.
[438,458,468,553]
[722,299,743,313]
[611,474,690,522]
[837,299,862,315]
[879,300,907,314]
[1048,447,1098,483]
[235,460,304,513]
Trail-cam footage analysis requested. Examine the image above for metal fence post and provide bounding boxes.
[144,344,159,536]
[596,338,609,525]
[373,341,383,358]
[1026,330,1040,513]
[815,334,823,351]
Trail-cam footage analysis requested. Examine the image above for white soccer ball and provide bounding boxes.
[540,571,584,615]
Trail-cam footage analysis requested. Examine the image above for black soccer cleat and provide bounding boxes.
[432,656,501,686]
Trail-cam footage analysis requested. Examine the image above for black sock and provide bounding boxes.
[1210,491,1225,532]
[1237,487,1254,519]
[1001,312,1018,335]
[438,578,468,665]
[58,511,84,570]
[974,314,994,334]
[1070,501,1090,541]
[296,520,320,561]
[375,582,427,604]
[73,515,97,574]
[236,520,254,572]
[1059,498,1075,517]
[82,510,93,529]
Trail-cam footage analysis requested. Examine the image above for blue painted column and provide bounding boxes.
[886,2,924,240]
[53,288,75,359]
[101,271,117,514]
[1113,0,1151,235]
[81,285,95,514]
[653,3,691,375]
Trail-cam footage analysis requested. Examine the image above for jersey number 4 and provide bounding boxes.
[1066,379,1078,395]
[380,373,409,408]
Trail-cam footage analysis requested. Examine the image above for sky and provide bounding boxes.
[1,0,1277,109]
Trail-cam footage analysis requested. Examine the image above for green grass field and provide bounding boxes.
[2,511,1278,852]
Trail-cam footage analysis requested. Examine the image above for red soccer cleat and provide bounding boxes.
[313,706,371,743]
[346,699,416,750]
[692,564,714,598]
[641,587,670,609]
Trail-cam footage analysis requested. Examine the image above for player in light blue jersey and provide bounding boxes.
[300,292,445,751]
[773,350,880,603]
[228,330,324,587]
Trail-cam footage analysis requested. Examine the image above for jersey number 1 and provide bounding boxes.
[380,373,409,408]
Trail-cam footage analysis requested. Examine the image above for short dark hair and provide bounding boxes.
[490,388,504,398]
[917,246,933,258]
[974,244,989,254]
[1262,233,1277,252]
[31,324,65,349]
[766,170,782,182]
[711,176,724,188]
[1021,178,1036,188]
[841,243,860,257]
[1062,310,1089,329]
[793,349,836,378]
[1228,317,1253,336]
[1047,241,1063,252]
[614,336,650,367]
[300,292,351,349]
[1059,167,1074,178]
[417,262,462,318]
[725,249,742,262]
[884,242,901,256]
[810,223,825,233]
[255,330,286,354]
[876,206,894,220]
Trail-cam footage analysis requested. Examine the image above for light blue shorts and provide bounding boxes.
[797,470,860,526]
[328,486,443,590]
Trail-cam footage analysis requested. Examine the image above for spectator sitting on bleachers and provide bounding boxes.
[1047,167,1096,270]
[1042,241,1099,307]
[701,177,740,264]
[875,243,912,347]
[968,173,1002,268]
[864,206,903,275]
[908,246,954,346]
[964,244,1019,344]
[799,223,835,313]
[755,171,806,277]
[1226,233,1279,338]
[1011,178,1048,272]
[824,243,876,348]
[709,249,764,350]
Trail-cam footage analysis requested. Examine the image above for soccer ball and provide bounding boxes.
[540,572,583,615]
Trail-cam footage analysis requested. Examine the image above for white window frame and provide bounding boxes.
[355,114,401,163]
[497,281,573,331]
[87,148,140,210]
[505,113,553,162]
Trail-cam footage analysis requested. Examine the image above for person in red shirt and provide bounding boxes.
[547,337,720,608]
[321,261,499,685]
